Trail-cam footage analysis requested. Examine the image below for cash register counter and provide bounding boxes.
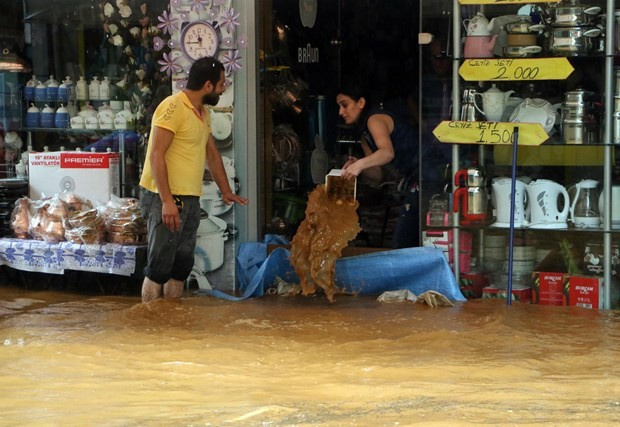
[0,238,146,293]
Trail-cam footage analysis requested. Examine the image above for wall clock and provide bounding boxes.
[180,21,219,62]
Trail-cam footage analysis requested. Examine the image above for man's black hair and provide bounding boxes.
[185,57,225,90]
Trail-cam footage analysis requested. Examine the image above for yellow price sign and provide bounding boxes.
[433,121,549,146]
[460,0,557,3]
[459,58,574,81]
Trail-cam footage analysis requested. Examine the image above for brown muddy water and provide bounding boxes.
[1,284,619,426]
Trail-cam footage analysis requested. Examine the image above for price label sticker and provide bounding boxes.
[459,0,557,3]
[459,58,574,81]
[432,121,548,146]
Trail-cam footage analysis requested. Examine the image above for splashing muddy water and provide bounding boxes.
[290,185,361,301]
[1,284,619,425]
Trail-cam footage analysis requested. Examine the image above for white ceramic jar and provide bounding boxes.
[99,76,110,101]
[76,76,88,101]
[89,76,100,101]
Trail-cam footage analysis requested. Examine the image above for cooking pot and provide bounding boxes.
[548,26,601,55]
[564,88,597,104]
[562,89,597,117]
[195,210,229,273]
[503,45,542,57]
[505,16,545,34]
[562,117,599,144]
[507,33,538,46]
[550,0,601,27]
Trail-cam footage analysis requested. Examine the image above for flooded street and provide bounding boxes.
[1,283,619,426]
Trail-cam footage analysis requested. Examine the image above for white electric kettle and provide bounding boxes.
[599,186,620,229]
[569,179,600,228]
[492,178,529,227]
[526,179,570,229]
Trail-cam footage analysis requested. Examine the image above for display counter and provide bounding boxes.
[0,237,144,276]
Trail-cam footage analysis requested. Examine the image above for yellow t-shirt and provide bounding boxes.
[139,91,210,196]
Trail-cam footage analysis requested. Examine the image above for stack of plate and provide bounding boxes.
[0,179,29,237]
[494,245,536,289]
[483,234,507,272]
[535,247,552,264]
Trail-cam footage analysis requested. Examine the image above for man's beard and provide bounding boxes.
[202,91,220,106]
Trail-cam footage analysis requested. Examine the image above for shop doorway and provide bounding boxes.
[259,0,419,248]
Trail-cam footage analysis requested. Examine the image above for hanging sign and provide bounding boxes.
[459,0,557,4]
[432,121,548,146]
[459,58,574,81]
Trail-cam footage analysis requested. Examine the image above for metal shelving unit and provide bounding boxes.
[421,0,617,309]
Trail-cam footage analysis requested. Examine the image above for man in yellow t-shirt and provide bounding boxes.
[139,57,248,303]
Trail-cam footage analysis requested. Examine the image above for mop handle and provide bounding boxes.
[506,127,519,306]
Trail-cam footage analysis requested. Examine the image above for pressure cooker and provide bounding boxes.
[549,0,601,27]
[548,26,601,55]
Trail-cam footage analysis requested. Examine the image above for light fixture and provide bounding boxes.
[0,47,31,73]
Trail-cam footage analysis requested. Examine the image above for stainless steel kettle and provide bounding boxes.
[460,88,480,121]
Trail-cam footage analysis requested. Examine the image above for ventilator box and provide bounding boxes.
[29,152,120,204]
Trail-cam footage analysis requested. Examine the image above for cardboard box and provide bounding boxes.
[530,272,605,309]
[531,271,568,305]
[583,242,619,277]
[460,272,489,299]
[568,276,603,309]
[29,152,120,204]
[482,286,532,303]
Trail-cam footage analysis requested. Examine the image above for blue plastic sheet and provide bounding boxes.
[202,237,465,302]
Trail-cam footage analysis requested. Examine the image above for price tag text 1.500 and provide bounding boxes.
[432,121,548,146]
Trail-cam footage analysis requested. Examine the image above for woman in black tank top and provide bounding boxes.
[336,82,420,248]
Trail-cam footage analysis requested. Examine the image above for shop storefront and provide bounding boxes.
[1,0,618,308]
[0,0,259,293]
[257,0,419,246]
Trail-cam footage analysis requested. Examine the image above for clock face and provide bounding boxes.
[180,21,219,61]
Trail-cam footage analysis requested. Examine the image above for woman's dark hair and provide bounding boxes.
[337,76,367,102]
[185,57,224,90]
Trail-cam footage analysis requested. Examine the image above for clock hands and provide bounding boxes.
[186,36,203,46]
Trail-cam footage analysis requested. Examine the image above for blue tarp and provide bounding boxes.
[201,235,465,302]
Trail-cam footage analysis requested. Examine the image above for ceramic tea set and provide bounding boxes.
[68,103,134,130]
[466,84,559,133]
[463,0,603,59]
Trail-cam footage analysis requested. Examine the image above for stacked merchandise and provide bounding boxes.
[9,194,146,245]
[0,179,28,237]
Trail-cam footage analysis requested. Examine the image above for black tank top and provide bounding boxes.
[361,108,418,178]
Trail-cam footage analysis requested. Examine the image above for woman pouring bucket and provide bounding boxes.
[336,78,420,248]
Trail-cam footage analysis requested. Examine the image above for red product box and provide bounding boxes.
[569,276,603,309]
[482,286,532,303]
[460,272,489,299]
[531,272,568,305]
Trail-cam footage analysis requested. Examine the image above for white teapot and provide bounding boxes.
[79,103,97,119]
[70,116,84,129]
[463,12,496,36]
[115,106,134,130]
[474,84,515,122]
[98,111,114,130]
[113,114,128,130]
[84,115,99,130]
